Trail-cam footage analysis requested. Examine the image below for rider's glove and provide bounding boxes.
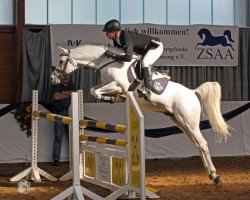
[105,50,117,59]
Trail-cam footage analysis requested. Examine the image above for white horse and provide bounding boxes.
[51,44,230,185]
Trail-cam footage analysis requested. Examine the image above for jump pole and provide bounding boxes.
[10,90,57,182]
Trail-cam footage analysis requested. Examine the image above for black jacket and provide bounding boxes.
[51,83,77,113]
[113,30,160,62]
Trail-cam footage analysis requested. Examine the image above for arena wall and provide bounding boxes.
[0,27,15,103]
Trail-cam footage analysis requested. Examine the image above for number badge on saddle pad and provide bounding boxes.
[150,78,169,95]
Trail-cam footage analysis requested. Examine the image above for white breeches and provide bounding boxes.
[141,41,163,68]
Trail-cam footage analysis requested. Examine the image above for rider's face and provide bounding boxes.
[106,31,117,40]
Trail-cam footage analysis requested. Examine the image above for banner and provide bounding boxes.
[50,24,238,66]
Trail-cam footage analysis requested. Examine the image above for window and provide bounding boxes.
[213,0,235,25]
[73,0,96,24]
[97,0,119,24]
[167,0,189,25]
[121,0,143,24]
[144,0,166,24]
[48,0,72,24]
[24,0,246,26]
[0,0,14,25]
[190,0,212,25]
[25,0,47,25]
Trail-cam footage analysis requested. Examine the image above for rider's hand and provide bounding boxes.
[132,54,141,60]
[105,50,116,59]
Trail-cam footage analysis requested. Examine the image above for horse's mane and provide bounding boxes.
[107,46,125,54]
[71,44,125,56]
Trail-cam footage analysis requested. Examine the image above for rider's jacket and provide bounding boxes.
[113,30,160,62]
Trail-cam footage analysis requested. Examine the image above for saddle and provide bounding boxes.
[128,59,170,96]
[127,60,142,91]
[127,40,161,91]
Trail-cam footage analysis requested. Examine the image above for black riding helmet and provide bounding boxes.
[103,19,121,32]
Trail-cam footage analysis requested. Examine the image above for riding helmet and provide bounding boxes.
[103,19,121,32]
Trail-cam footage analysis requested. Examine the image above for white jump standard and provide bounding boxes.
[51,92,88,200]
[10,90,57,183]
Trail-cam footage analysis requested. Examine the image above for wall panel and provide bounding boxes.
[0,28,15,103]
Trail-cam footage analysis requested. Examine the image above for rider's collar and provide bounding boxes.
[115,38,122,46]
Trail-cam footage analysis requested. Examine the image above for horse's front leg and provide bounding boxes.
[90,81,123,103]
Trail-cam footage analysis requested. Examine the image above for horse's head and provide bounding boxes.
[50,44,125,84]
[51,46,78,85]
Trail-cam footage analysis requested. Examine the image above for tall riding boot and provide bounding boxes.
[137,67,152,99]
[142,67,152,91]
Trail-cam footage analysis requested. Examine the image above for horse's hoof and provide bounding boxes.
[214,178,222,189]
[137,88,145,98]
[213,175,221,185]
[137,89,150,101]
[209,174,221,186]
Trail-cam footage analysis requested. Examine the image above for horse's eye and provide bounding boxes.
[59,60,63,65]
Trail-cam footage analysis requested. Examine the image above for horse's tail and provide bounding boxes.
[195,82,230,142]
[224,30,235,42]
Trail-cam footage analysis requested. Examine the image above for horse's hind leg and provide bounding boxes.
[170,116,220,184]
[170,116,211,174]
[191,129,220,184]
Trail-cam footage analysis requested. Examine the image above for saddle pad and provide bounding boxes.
[151,78,169,95]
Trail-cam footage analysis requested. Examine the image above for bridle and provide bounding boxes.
[58,49,77,75]
[53,46,116,80]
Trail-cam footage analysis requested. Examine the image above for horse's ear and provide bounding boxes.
[58,46,68,54]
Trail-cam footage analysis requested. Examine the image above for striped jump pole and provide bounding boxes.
[79,134,127,147]
[32,110,127,133]
[32,110,72,125]
[79,119,127,133]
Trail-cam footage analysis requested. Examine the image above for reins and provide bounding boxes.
[84,46,117,72]
[97,60,116,72]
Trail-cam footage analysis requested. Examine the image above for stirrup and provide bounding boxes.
[137,88,150,101]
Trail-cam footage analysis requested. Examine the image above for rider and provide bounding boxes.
[103,19,163,97]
